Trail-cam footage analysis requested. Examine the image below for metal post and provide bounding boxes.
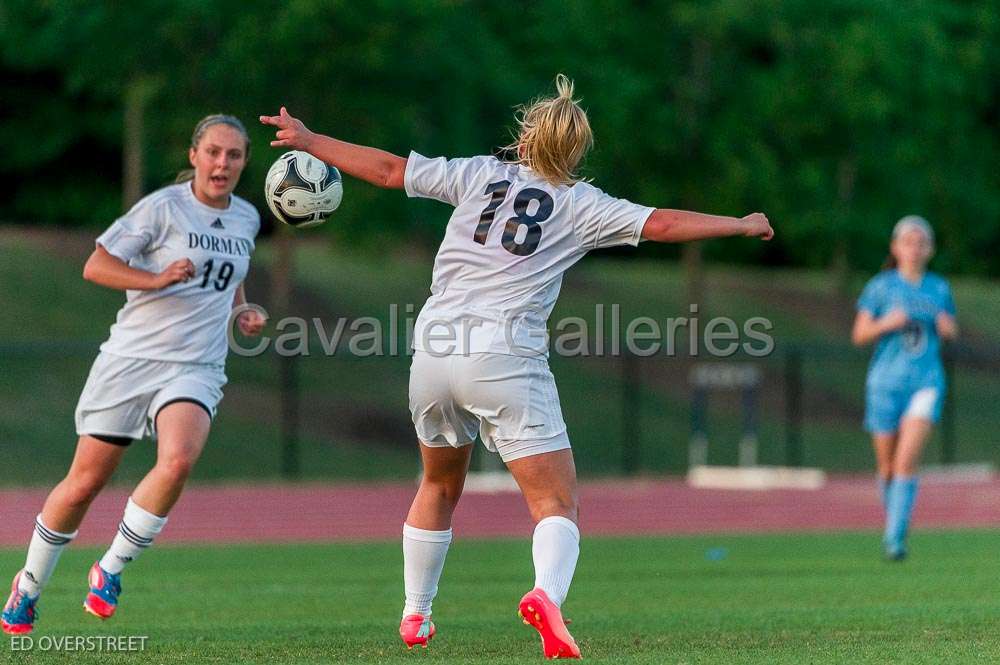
[621,352,641,474]
[784,346,803,467]
[280,354,300,478]
[689,387,708,468]
[739,385,758,467]
[941,347,957,464]
[272,226,300,478]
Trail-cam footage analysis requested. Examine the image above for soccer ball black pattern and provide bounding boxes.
[264,150,343,228]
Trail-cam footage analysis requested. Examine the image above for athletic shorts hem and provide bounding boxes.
[865,426,899,436]
[497,426,569,443]
[493,431,572,463]
[154,397,213,421]
[78,431,138,446]
[417,437,476,449]
[864,385,943,433]
[865,414,938,436]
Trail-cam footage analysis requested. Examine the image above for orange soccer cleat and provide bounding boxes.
[399,613,436,649]
[518,588,581,659]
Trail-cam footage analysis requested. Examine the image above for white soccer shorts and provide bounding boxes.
[409,351,571,463]
[75,351,226,442]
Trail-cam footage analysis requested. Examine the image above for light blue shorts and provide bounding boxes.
[864,385,943,434]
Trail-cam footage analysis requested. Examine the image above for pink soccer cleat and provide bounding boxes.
[518,588,581,659]
[2,571,39,635]
[83,561,121,620]
[399,613,436,649]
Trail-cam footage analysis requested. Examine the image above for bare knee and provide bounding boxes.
[528,493,578,524]
[419,475,465,510]
[155,455,196,487]
[60,471,109,509]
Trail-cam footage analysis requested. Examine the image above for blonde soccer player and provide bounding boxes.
[852,216,958,560]
[262,75,773,659]
[2,115,266,634]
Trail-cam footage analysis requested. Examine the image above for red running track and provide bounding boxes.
[1,475,997,546]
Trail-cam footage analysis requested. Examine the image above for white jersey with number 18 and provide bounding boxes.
[405,151,654,357]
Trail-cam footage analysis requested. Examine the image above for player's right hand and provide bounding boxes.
[880,308,909,332]
[742,213,774,241]
[154,259,196,289]
[260,107,316,151]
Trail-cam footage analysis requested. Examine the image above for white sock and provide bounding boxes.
[18,515,78,597]
[98,497,168,575]
[402,523,452,617]
[532,516,580,607]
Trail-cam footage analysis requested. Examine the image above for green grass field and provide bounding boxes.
[2,531,999,664]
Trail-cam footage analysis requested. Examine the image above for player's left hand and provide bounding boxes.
[260,107,315,151]
[237,308,268,336]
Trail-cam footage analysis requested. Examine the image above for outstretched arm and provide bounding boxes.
[641,209,774,243]
[260,107,407,189]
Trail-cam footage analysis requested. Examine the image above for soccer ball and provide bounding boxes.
[264,151,343,227]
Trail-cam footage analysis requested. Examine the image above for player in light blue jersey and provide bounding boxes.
[851,215,959,560]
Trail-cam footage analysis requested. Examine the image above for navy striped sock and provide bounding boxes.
[98,498,167,575]
[20,516,78,596]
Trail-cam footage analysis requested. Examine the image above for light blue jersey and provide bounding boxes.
[857,269,955,391]
[858,269,955,433]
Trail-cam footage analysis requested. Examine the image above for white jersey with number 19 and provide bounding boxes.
[405,151,654,357]
[95,182,260,367]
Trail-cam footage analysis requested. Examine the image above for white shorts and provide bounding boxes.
[409,351,571,463]
[75,351,227,442]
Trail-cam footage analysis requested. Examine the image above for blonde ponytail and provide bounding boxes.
[504,74,593,185]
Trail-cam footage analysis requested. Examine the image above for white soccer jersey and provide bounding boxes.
[95,182,260,366]
[405,151,654,356]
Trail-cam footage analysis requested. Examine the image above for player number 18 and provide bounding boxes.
[473,180,554,256]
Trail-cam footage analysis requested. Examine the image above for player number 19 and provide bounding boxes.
[200,259,234,291]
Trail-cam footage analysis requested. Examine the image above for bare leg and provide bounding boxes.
[506,448,579,524]
[405,443,473,531]
[131,402,211,516]
[883,417,932,557]
[400,443,472,627]
[871,433,897,485]
[893,417,933,477]
[13,436,125,598]
[41,436,127,533]
[506,448,582,657]
[90,403,211,590]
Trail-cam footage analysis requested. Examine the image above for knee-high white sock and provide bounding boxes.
[98,497,168,575]
[402,523,452,617]
[18,515,78,597]
[532,516,580,607]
